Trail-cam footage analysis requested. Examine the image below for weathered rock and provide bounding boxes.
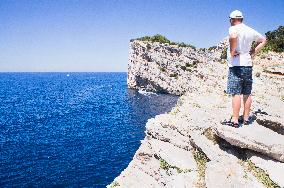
[214,123,284,162]
[127,40,226,95]
[107,141,162,188]
[264,65,284,75]
[190,133,237,162]
[146,114,194,151]
[247,151,284,187]
[149,139,197,171]
[165,172,199,188]
[189,134,264,187]
[108,120,200,188]
[256,114,284,135]
[205,160,264,188]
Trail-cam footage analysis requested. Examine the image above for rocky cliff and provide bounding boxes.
[109,38,284,188]
[127,38,228,95]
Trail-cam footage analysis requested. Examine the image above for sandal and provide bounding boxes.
[243,116,253,125]
[238,115,244,124]
[221,117,239,128]
[244,119,250,125]
[239,115,255,125]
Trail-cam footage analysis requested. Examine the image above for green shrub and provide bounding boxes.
[180,66,186,71]
[160,158,191,175]
[160,67,166,72]
[261,45,272,53]
[220,59,227,64]
[178,42,187,47]
[152,34,171,43]
[186,69,193,72]
[169,73,178,78]
[160,159,171,170]
[208,46,217,51]
[131,34,170,44]
[193,148,209,183]
[265,26,284,52]
[130,34,196,49]
[109,181,120,188]
[199,48,206,52]
[193,60,200,64]
[220,48,227,59]
[184,60,199,70]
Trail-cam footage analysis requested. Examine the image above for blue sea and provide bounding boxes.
[0,72,178,187]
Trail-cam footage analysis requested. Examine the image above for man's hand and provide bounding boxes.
[233,51,240,57]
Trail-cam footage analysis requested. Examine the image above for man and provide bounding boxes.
[226,10,266,127]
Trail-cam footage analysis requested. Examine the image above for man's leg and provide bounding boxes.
[232,94,241,123]
[243,95,252,121]
[242,66,253,122]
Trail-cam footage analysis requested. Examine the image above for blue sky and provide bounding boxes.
[0,0,283,72]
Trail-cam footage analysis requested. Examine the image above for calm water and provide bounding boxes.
[0,72,178,187]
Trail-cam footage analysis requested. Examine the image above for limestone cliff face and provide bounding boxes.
[108,39,284,188]
[127,39,226,95]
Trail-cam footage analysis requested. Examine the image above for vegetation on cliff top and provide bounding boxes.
[130,34,196,49]
[265,26,284,52]
[131,26,283,57]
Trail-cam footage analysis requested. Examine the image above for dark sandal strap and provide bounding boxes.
[244,120,250,125]
[221,119,239,127]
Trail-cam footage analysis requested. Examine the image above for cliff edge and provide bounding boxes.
[127,38,227,95]
[109,37,284,188]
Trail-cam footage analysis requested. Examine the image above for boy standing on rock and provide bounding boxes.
[225,10,266,127]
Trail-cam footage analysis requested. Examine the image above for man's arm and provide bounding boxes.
[229,33,239,58]
[250,37,267,58]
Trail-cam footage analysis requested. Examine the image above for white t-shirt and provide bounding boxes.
[227,23,264,67]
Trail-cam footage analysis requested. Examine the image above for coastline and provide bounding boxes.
[108,39,284,187]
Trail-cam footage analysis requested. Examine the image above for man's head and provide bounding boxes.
[229,10,243,26]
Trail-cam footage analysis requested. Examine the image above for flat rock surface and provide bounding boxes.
[264,65,284,75]
[205,160,264,188]
[214,123,284,162]
[256,114,284,135]
[149,139,197,170]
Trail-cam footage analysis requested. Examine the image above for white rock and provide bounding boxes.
[205,160,264,188]
[214,123,284,162]
[149,139,197,170]
[247,151,284,187]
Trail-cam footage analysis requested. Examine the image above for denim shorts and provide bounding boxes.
[227,66,253,95]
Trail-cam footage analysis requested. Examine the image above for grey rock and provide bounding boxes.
[205,160,264,188]
[256,114,284,135]
[127,40,225,95]
[247,151,284,187]
[214,123,284,162]
[264,65,284,75]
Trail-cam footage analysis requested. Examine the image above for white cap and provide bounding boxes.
[229,10,243,19]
